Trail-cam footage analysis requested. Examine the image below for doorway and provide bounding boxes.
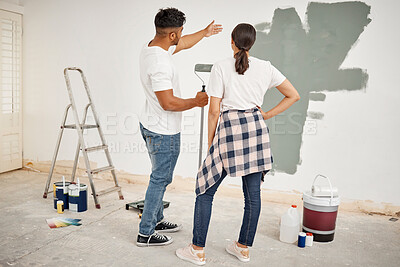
[0,9,22,173]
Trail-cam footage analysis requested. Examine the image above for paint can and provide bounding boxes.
[298,232,306,248]
[306,233,313,247]
[302,174,340,242]
[53,177,70,210]
[68,179,87,212]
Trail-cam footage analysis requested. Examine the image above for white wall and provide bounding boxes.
[20,0,400,206]
[0,0,21,5]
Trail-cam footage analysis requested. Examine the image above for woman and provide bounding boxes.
[176,23,300,265]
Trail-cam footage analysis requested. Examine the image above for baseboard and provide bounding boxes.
[23,159,400,218]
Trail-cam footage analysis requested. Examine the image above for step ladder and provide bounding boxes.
[43,67,124,209]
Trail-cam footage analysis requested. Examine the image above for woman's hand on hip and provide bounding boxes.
[256,106,271,120]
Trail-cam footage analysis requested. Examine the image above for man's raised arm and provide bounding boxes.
[173,20,223,54]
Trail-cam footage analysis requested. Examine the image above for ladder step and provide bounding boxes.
[84,145,108,152]
[63,124,98,129]
[94,186,121,197]
[89,166,114,175]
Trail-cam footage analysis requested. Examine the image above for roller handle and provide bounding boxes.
[198,84,206,168]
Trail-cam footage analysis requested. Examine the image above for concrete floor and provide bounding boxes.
[0,170,399,267]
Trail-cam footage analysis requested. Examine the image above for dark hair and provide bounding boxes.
[231,23,256,75]
[154,8,186,35]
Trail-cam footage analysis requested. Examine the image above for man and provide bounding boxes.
[137,7,223,247]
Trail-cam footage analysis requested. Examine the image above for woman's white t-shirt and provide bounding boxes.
[207,56,286,111]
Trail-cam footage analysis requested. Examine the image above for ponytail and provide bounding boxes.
[234,49,249,75]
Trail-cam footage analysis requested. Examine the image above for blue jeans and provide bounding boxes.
[192,170,262,247]
[139,123,180,236]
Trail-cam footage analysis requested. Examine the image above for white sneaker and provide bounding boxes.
[176,244,206,266]
[226,241,250,262]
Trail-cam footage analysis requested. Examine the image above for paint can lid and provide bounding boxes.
[299,232,306,237]
[54,181,71,187]
[306,233,313,236]
[303,190,340,207]
[57,200,63,204]
[291,205,297,208]
[68,183,88,191]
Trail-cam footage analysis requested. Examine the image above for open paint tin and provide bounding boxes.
[68,183,88,212]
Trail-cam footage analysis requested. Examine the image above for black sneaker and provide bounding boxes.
[155,220,183,233]
[136,232,173,247]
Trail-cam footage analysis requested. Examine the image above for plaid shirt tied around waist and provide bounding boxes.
[196,108,273,196]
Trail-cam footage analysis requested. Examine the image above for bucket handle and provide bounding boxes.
[312,174,334,205]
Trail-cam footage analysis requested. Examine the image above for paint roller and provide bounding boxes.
[194,64,213,168]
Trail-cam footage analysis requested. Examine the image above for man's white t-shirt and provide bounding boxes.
[139,43,182,135]
[207,56,286,111]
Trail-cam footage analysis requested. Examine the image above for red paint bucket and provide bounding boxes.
[302,175,340,242]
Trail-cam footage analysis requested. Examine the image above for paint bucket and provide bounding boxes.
[53,180,70,210]
[302,174,340,242]
[68,182,88,212]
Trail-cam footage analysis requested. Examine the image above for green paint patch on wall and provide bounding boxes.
[309,93,326,101]
[252,1,371,174]
[307,111,325,120]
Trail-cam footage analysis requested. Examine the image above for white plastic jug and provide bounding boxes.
[279,205,301,243]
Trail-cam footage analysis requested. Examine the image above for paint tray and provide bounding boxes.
[126,200,170,213]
